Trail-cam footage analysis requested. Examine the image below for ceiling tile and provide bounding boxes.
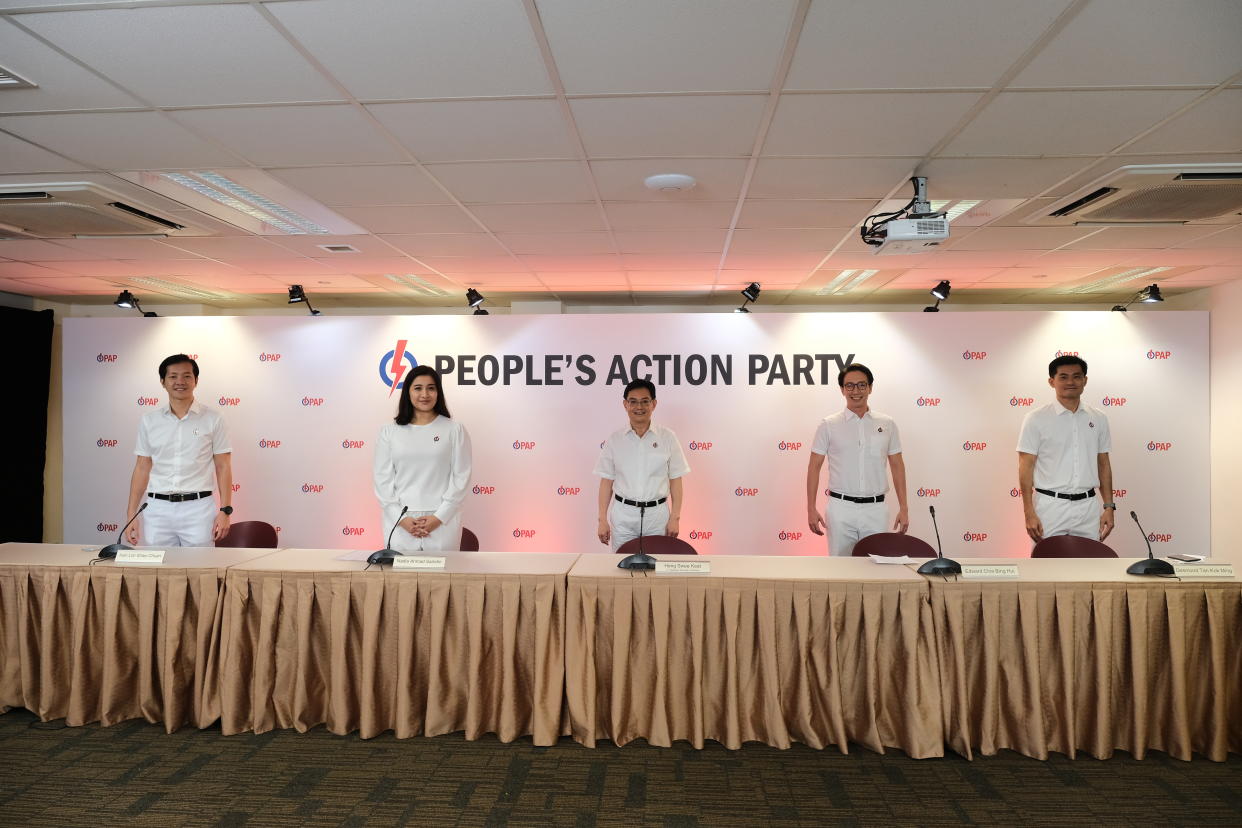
[977,267,1099,285]
[160,237,297,259]
[603,201,734,230]
[414,256,530,274]
[268,0,553,98]
[785,0,1071,90]
[948,226,1098,251]
[613,230,727,254]
[0,132,86,174]
[591,159,749,201]
[21,6,341,107]
[493,232,615,255]
[626,271,718,285]
[723,252,828,270]
[517,254,620,271]
[0,19,143,111]
[368,99,576,162]
[381,235,508,257]
[748,158,916,198]
[470,203,605,233]
[306,256,427,275]
[1014,0,1242,87]
[916,157,1095,199]
[51,238,205,260]
[944,91,1200,156]
[0,239,93,261]
[0,261,71,278]
[425,161,594,203]
[1176,226,1242,249]
[172,106,405,166]
[267,165,451,206]
[727,229,835,254]
[334,205,481,234]
[0,112,241,169]
[619,253,721,270]
[1124,90,1242,154]
[269,235,399,257]
[765,93,982,156]
[1062,225,1226,250]
[572,95,766,157]
[226,259,335,276]
[538,0,797,94]
[737,200,873,229]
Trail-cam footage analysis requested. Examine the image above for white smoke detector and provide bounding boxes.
[643,173,697,192]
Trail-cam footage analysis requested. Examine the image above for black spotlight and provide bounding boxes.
[288,284,321,316]
[924,280,951,312]
[114,290,157,317]
[736,282,761,313]
[1113,283,1165,312]
[466,288,488,314]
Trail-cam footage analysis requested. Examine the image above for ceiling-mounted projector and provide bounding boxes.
[860,176,949,255]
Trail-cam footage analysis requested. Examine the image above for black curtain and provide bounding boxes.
[1,306,53,542]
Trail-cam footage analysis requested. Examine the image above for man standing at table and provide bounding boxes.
[806,362,909,556]
[124,354,233,547]
[595,379,690,550]
[1017,355,1115,542]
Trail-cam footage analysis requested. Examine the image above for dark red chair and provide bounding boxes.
[215,520,279,548]
[1031,535,1117,558]
[460,527,480,551]
[615,535,697,555]
[852,532,936,558]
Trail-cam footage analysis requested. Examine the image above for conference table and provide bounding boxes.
[0,542,275,731]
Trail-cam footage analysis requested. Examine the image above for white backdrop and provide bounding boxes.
[64,311,1208,558]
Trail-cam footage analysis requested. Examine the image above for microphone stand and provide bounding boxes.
[617,502,657,570]
[917,505,961,575]
[368,506,409,566]
[1125,510,1174,576]
[98,501,148,559]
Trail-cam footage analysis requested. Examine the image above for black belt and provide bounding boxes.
[148,491,212,503]
[1036,488,1095,501]
[615,495,667,509]
[829,491,885,504]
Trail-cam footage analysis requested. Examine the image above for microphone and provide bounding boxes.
[617,500,657,570]
[917,504,961,575]
[98,501,148,559]
[1125,510,1174,576]
[368,506,409,566]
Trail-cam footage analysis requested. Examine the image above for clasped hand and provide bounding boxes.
[399,515,442,538]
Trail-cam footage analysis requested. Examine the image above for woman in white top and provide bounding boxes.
[373,365,472,552]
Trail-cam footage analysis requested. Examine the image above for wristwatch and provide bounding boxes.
[219,505,234,516]
[1102,502,1117,510]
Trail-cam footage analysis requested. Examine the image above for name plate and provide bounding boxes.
[654,560,711,574]
[392,556,447,570]
[960,563,1020,580]
[1173,563,1235,579]
[116,549,165,565]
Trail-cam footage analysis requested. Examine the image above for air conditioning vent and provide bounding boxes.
[1027,164,1242,226]
[0,182,191,237]
[107,201,185,230]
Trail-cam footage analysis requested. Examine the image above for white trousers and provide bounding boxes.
[140,496,216,548]
[387,509,463,553]
[826,497,889,557]
[1035,493,1100,540]
[608,499,669,552]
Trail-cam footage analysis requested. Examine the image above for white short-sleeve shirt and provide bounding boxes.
[593,424,690,501]
[134,401,231,493]
[1017,401,1111,492]
[810,409,902,497]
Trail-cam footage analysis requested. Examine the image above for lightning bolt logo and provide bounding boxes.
[388,339,409,397]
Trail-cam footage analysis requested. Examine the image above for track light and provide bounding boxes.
[736,282,761,313]
[114,290,157,317]
[924,280,951,312]
[1112,283,1165,312]
[465,288,488,314]
[287,284,321,316]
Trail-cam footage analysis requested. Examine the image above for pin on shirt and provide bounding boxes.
[434,435,440,441]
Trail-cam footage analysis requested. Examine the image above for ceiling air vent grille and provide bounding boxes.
[1027,164,1242,226]
[0,182,190,237]
[1081,183,1242,222]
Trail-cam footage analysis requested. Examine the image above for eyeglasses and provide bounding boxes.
[625,398,653,407]
[842,382,869,391]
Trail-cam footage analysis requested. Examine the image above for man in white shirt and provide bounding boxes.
[1017,355,1115,542]
[594,379,690,551]
[806,363,909,556]
[124,354,233,547]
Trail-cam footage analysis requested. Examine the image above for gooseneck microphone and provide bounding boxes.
[617,501,657,570]
[97,501,148,560]
[1125,510,1174,576]
[368,506,410,566]
[917,504,962,575]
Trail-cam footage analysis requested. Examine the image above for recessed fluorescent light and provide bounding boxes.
[126,276,229,301]
[1064,266,1171,294]
[386,273,449,297]
[159,172,329,235]
[0,65,36,89]
[816,269,878,296]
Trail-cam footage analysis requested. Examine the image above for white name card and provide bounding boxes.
[116,549,165,565]
[1173,563,1235,579]
[654,560,711,574]
[960,563,1020,580]
[392,556,447,570]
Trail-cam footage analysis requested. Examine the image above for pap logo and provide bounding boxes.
[231,483,241,493]
[962,441,988,451]
[301,397,324,407]
[258,439,281,448]
[688,530,713,540]
[301,484,324,493]
[341,439,366,449]
[472,485,495,495]
[1101,397,1126,407]
[687,441,713,451]
[512,529,537,539]
[1055,350,1079,357]
[557,486,581,496]
[777,441,802,451]
[962,532,989,543]
[512,441,536,450]
[96,522,119,533]
[258,352,282,362]
[137,396,160,406]
[218,397,241,406]
[1147,532,1173,543]
[1147,350,1172,360]
[1112,489,1127,498]
[962,351,987,360]
[95,438,118,448]
[734,487,760,497]
[1009,396,1034,407]
[777,530,803,541]
[341,526,366,536]
[1147,441,1172,452]
[379,339,418,396]
[1009,487,1020,498]
[916,487,941,498]
[916,397,941,407]
[96,353,118,363]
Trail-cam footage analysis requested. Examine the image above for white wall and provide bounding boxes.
[1206,280,1242,554]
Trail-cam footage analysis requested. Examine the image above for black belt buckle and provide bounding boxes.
[615,494,667,509]
[829,491,885,504]
[1036,488,1095,501]
[149,491,211,503]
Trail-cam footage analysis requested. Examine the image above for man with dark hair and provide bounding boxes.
[594,379,690,550]
[1017,355,1115,543]
[806,362,908,556]
[124,354,233,547]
